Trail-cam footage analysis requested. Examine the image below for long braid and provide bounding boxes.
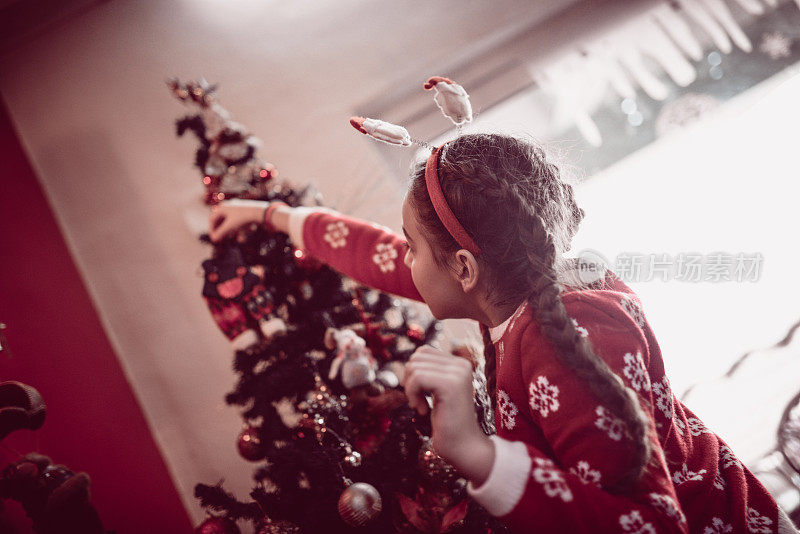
[519,202,653,494]
[481,324,498,417]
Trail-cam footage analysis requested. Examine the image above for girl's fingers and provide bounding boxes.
[403,360,472,412]
[209,211,223,227]
[405,361,447,374]
[405,351,458,382]
[404,361,472,396]
[409,350,473,375]
[208,211,226,241]
[208,200,264,242]
[209,220,227,242]
[409,352,461,368]
[209,210,243,243]
[403,368,446,416]
[404,360,469,385]
[403,363,448,400]
[409,346,452,363]
[411,344,442,356]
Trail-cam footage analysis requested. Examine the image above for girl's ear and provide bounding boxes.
[454,249,480,293]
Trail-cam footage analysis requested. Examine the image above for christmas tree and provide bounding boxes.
[168,78,506,534]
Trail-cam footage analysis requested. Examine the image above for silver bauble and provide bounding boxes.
[337,482,382,527]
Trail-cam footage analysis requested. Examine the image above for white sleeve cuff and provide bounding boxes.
[287,206,337,249]
[466,435,531,517]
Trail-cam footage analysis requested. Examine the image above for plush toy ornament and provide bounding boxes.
[327,329,378,390]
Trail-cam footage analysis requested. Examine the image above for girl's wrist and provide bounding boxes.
[263,202,290,232]
[449,432,495,487]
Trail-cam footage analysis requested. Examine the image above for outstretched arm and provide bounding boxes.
[209,200,423,302]
[286,206,423,302]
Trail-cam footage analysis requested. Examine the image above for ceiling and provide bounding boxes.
[0,0,114,55]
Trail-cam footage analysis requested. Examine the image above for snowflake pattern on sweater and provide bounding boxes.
[372,243,398,273]
[594,405,627,441]
[622,351,651,392]
[569,460,602,487]
[704,517,733,533]
[323,221,349,248]
[620,509,656,533]
[571,318,589,338]
[671,462,707,486]
[531,456,573,502]
[528,376,560,418]
[748,507,775,533]
[620,294,646,328]
[649,492,687,525]
[652,375,675,421]
[497,389,518,430]
[292,208,795,534]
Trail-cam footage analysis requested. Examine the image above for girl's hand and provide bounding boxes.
[402,345,494,486]
[208,199,291,243]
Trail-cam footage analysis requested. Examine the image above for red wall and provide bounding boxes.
[0,95,193,533]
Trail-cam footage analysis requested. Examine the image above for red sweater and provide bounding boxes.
[284,207,797,534]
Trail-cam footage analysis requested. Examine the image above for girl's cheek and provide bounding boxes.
[404,249,412,268]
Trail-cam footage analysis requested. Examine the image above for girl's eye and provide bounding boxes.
[402,241,410,250]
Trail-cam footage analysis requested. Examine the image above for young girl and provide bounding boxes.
[209,133,797,533]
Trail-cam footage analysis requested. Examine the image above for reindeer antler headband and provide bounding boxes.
[350,76,481,255]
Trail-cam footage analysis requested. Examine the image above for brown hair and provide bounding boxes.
[407,133,653,493]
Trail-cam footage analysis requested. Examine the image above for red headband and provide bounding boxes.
[424,144,482,255]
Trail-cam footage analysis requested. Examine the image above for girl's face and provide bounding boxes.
[401,196,467,319]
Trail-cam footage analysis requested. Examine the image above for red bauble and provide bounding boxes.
[237,426,265,462]
[196,516,240,534]
[406,324,425,341]
[258,163,278,181]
